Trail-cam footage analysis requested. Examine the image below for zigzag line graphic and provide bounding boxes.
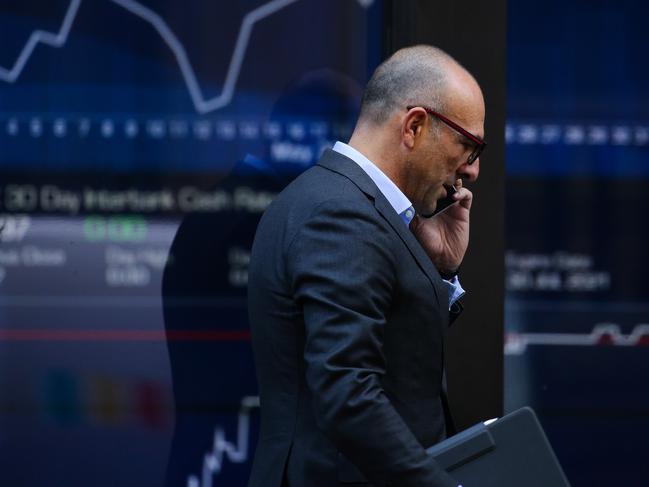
[187,395,260,487]
[0,0,374,113]
[0,0,82,83]
[505,323,649,355]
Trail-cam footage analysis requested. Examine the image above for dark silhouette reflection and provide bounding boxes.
[162,171,288,487]
[162,70,362,486]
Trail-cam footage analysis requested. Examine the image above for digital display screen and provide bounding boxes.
[0,1,383,485]
[505,0,649,484]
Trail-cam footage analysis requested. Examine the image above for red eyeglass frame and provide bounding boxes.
[406,105,486,165]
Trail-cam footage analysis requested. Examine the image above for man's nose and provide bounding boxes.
[458,158,480,182]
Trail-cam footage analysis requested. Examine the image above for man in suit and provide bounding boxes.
[247,45,485,486]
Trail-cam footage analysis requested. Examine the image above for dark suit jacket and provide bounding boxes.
[247,149,459,487]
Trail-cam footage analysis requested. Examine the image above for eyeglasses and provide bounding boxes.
[406,105,486,165]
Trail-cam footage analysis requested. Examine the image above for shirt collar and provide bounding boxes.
[332,141,414,225]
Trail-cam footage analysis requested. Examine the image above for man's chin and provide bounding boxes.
[419,202,437,219]
[414,192,443,219]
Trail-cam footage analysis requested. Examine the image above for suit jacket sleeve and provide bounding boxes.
[287,198,458,487]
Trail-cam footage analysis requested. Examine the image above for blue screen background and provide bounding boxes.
[506,1,649,485]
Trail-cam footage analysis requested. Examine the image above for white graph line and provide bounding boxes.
[0,0,82,82]
[187,395,260,487]
[111,0,302,113]
[505,323,649,355]
[0,0,373,113]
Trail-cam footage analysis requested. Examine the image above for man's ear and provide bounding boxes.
[402,108,427,149]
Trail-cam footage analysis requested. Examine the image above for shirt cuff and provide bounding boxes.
[443,275,465,309]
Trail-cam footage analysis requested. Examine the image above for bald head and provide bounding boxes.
[358,45,471,125]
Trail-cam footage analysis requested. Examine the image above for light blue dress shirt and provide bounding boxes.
[332,141,465,308]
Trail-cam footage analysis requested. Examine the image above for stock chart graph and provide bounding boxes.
[0,1,383,485]
[0,0,376,172]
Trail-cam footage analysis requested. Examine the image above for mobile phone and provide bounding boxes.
[422,184,458,218]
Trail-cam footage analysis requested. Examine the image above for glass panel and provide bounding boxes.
[0,1,384,485]
[506,1,649,484]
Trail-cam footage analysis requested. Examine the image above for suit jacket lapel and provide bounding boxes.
[317,149,446,306]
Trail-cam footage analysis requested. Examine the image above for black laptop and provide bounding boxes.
[427,407,571,487]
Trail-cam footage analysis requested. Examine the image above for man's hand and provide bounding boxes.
[410,179,473,274]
